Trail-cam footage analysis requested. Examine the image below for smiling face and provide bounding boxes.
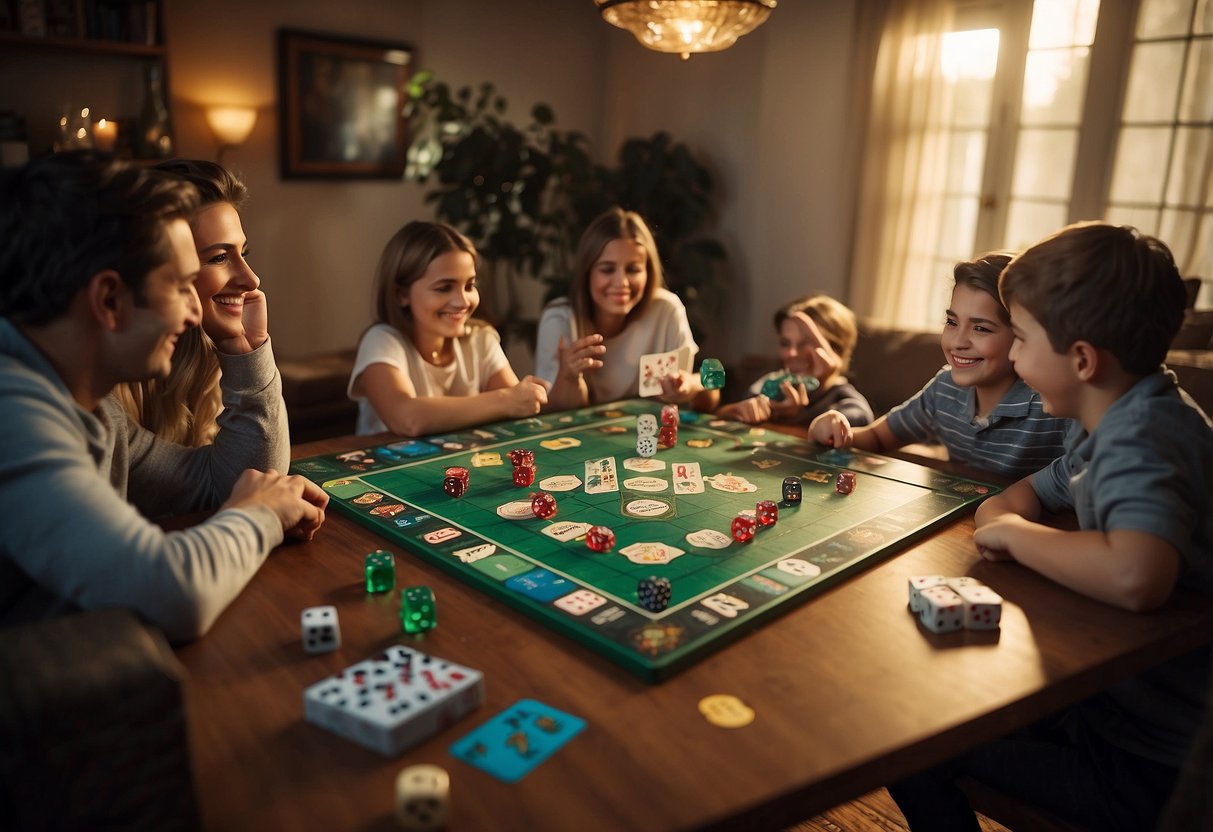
[127,217,202,379]
[400,250,479,347]
[589,237,649,335]
[190,203,259,344]
[778,316,834,384]
[941,284,1016,406]
[1008,301,1078,417]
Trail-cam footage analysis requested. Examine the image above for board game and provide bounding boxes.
[292,402,999,682]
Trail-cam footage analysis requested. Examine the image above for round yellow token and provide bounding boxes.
[698,694,756,728]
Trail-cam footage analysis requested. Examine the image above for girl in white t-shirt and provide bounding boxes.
[348,221,548,436]
[534,207,719,412]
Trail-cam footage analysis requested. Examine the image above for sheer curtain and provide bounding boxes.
[848,0,956,328]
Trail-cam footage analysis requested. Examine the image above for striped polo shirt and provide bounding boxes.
[885,368,1075,479]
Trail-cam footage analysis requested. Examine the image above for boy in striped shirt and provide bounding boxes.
[809,253,1074,479]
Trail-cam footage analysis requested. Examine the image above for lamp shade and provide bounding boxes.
[595,0,776,60]
[205,106,257,147]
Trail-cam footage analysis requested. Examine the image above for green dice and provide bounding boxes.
[364,549,395,593]
[401,586,436,633]
[699,357,726,391]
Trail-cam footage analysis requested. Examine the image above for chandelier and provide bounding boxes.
[595,0,777,61]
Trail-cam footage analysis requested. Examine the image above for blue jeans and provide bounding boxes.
[887,707,1179,832]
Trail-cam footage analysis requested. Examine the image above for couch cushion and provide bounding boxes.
[1173,309,1213,350]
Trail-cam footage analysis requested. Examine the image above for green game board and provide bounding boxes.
[292,402,999,682]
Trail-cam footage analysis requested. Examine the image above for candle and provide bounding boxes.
[93,118,118,153]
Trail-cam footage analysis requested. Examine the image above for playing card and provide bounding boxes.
[583,457,619,494]
[638,347,692,397]
[671,462,704,494]
[449,699,586,783]
[303,645,484,756]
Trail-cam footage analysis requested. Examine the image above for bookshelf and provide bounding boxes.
[0,0,172,159]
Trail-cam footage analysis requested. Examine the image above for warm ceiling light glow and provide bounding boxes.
[595,0,777,61]
[205,106,257,147]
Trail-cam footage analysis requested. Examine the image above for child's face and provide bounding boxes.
[191,203,259,345]
[399,250,479,342]
[1008,301,1076,417]
[941,284,1015,391]
[778,316,836,384]
[589,238,648,322]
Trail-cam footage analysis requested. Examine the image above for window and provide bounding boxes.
[897,0,1212,329]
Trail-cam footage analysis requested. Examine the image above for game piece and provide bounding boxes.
[636,414,658,437]
[364,549,396,593]
[698,694,756,728]
[585,525,616,552]
[507,448,534,467]
[636,434,657,458]
[908,575,948,613]
[699,358,726,391]
[512,463,536,487]
[530,491,558,519]
[660,403,679,426]
[442,466,468,498]
[401,586,437,634]
[782,476,802,503]
[917,585,965,633]
[303,645,484,756]
[760,372,789,400]
[835,471,856,495]
[658,424,678,448]
[951,582,1003,630]
[730,514,757,543]
[637,576,672,611]
[395,764,449,831]
[301,605,340,654]
[755,499,778,527]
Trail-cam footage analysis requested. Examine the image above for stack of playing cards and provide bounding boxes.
[908,575,1003,634]
[303,645,484,755]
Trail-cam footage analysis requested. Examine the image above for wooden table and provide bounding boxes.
[176,434,1213,831]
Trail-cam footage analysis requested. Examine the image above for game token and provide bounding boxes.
[699,358,726,391]
[636,414,658,437]
[512,464,536,487]
[658,424,678,448]
[731,514,757,543]
[507,449,534,467]
[697,694,755,728]
[660,403,679,426]
[396,764,449,831]
[836,471,857,495]
[782,476,802,503]
[364,549,396,593]
[401,586,437,633]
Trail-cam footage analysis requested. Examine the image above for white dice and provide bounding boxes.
[636,434,657,458]
[908,575,1003,633]
[301,605,340,654]
[395,764,450,830]
[917,585,965,633]
[636,414,658,437]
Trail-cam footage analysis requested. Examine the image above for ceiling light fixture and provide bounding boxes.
[595,0,777,61]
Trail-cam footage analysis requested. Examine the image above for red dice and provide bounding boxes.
[507,448,534,467]
[658,425,678,448]
[835,471,856,495]
[585,525,616,552]
[530,491,558,519]
[513,464,536,487]
[660,404,679,426]
[731,514,757,543]
[442,466,469,498]
[756,499,778,527]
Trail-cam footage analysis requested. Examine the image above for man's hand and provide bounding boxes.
[220,468,329,541]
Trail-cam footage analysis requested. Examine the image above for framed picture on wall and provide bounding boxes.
[277,28,413,179]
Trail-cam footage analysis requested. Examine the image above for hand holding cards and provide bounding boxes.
[638,346,692,397]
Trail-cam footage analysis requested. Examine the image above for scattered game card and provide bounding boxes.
[623,457,665,472]
[538,474,582,492]
[303,645,484,756]
[638,346,692,397]
[450,699,586,784]
[539,436,582,451]
[621,495,675,518]
[686,529,732,549]
[496,500,536,520]
[470,451,504,467]
[622,475,668,492]
[584,457,619,494]
[541,521,592,542]
[620,541,685,564]
[670,462,704,494]
[705,473,758,494]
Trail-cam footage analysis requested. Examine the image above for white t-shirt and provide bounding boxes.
[348,323,510,435]
[533,287,698,404]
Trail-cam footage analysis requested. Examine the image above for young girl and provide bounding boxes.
[348,220,548,436]
[809,253,1075,479]
[717,294,873,426]
[534,206,719,412]
[115,159,270,447]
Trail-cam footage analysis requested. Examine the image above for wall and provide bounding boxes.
[164,0,609,362]
[0,0,861,371]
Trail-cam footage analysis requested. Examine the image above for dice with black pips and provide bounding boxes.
[302,605,341,654]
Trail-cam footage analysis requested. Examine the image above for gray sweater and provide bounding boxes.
[0,318,289,641]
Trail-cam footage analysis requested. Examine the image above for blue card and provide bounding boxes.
[449,699,585,783]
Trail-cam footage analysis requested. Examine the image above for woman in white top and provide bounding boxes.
[348,221,548,436]
[534,207,719,412]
